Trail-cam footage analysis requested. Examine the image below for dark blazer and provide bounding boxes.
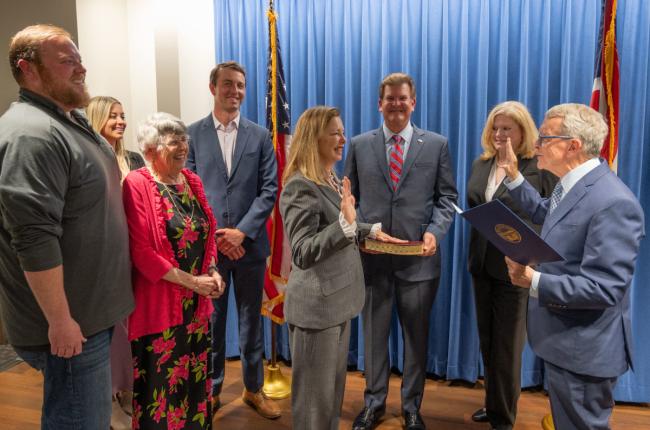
[467,156,556,281]
[126,150,145,171]
[509,161,645,378]
[280,173,371,329]
[344,125,458,281]
[187,115,278,263]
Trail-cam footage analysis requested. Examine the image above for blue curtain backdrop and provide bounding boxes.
[213,0,650,402]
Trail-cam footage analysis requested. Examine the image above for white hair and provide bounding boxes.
[136,112,187,161]
[545,103,608,158]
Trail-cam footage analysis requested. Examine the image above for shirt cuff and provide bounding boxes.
[529,270,540,298]
[339,212,357,238]
[504,172,524,190]
[368,223,382,239]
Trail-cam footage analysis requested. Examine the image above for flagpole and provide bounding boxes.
[262,0,290,400]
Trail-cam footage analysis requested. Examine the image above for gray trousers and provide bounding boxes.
[362,273,439,413]
[289,320,351,430]
[546,361,617,430]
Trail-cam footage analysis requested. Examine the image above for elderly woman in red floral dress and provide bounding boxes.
[123,112,225,430]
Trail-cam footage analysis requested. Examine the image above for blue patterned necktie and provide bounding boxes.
[548,183,564,214]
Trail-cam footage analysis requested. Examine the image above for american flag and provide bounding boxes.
[261,5,291,324]
[590,0,619,172]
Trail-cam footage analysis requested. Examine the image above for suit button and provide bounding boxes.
[222,212,228,218]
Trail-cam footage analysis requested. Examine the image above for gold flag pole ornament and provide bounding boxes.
[262,0,290,400]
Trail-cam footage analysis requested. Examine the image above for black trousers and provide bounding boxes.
[472,272,529,429]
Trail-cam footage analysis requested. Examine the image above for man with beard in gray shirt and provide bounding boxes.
[0,24,133,429]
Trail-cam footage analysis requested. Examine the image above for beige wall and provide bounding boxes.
[0,0,78,114]
[77,0,215,150]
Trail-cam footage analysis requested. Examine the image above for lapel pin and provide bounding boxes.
[417,139,423,144]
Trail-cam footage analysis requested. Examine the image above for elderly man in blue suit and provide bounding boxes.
[187,61,280,419]
[345,72,458,430]
[501,103,644,430]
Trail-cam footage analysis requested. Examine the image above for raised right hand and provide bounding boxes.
[341,176,356,224]
[496,137,519,180]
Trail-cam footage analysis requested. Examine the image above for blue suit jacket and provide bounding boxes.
[187,114,278,263]
[510,161,645,378]
[344,125,458,281]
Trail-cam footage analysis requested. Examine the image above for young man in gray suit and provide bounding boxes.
[187,61,280,419]
[502,104,645,430]
[344,73,458,430]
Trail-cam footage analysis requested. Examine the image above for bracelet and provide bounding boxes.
[207,265,217,274]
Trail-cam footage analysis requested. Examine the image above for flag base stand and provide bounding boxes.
[262,362,291,400]
[262,322,291,400]
[541,414,554,430]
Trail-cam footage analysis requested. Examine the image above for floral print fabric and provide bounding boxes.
[131,181,212,429]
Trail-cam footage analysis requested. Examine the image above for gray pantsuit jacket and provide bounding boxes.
[280,173,371,329]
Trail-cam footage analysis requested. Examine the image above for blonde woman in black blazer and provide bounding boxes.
[280,106,401,430]
[467,101,557,430]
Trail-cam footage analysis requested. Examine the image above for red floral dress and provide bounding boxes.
[131,181,212,430]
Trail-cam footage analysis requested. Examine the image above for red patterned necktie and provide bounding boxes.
[389,135,404,191]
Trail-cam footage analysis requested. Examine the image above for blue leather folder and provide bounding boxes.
[455,200,563,265]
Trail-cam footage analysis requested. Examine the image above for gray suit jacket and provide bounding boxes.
[510,161,645,378]
[344,125,458,281]
[280,173,371,329]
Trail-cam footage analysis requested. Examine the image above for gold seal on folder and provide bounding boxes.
[494,224,522,243]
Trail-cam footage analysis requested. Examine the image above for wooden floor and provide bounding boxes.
[1,360,649,429]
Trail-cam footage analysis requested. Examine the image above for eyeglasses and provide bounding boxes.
[535,134,574,147]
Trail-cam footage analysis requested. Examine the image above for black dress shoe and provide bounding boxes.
[352,406,385,430]
[471,407,489,423]
[403,411,425,429]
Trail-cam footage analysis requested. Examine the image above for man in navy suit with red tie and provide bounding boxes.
[345,72,458,430]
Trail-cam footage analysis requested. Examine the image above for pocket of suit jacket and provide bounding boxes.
[319,270,353,297]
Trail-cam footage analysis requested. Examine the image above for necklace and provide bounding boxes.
[152,170,196,224]
[326,171,342,196]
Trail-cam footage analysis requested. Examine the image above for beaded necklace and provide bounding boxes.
[326,170,342,197]
[151,169,195,224]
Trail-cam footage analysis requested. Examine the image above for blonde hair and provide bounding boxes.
[283,106,340,185]
[86,96,130,178]
[480,101,537,160]
[9,24,71,84]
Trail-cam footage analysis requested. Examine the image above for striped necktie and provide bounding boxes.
[548,183,564,214]
[389,135,404,191]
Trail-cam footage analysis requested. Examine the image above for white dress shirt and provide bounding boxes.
[212,113,240,175]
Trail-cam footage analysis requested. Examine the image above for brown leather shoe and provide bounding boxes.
[242,389,281,419]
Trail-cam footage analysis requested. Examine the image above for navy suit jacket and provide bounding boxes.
[187,114,278,263]
[344,125,458,281]
[510,161,645,378]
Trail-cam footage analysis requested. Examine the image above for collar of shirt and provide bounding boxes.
[382,122,413,145]
[382,122,413,160]
[212,112,240,132]
[559,157,601,197]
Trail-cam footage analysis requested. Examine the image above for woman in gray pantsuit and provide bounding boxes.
[280,106,401,430]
